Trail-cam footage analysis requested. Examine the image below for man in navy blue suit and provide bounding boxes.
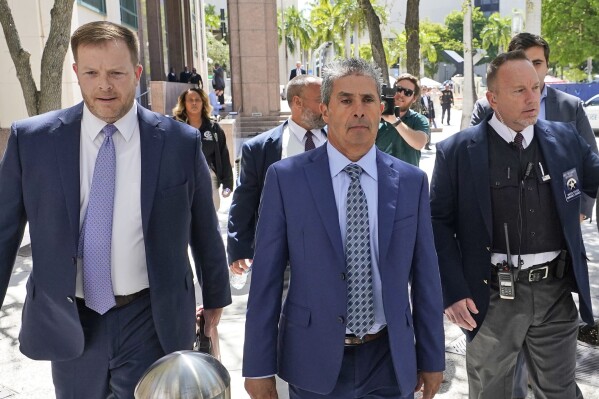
[227,75,326,274]
[431,51,599,398]
[243,58,445,399]
[0,21,230,398]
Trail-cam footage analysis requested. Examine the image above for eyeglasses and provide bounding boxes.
[395,85,414,97]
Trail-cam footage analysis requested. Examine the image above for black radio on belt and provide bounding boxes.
[498,223,516,300]
[555,249,568,279]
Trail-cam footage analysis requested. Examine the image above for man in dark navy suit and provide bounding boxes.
[0,21,230,398]
[227,75,326,275]
[289,61,307,80]
[432,50,599,398]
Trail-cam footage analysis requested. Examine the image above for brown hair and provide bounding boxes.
[395,73,421,99]
[172,88,212,123]
[71,21,139,65]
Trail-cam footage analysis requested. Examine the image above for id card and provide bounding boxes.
[562,168,581,202]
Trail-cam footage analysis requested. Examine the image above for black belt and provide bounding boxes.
[491,257,561,285]
[344,326,388,346]
[77,288,150,310]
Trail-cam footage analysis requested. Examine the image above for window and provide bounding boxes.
[78,0,106,14]
[120,0,138,29]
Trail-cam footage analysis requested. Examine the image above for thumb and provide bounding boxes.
[465,298,479,314]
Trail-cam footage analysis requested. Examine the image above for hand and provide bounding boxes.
[444,298,478,331]
[230,258,252,275]
[580,213,586,223]
[222,188,232,198]
[245,377,278,399]
[414,371,443,399]
[201,307,223,337]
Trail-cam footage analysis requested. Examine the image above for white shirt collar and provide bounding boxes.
[287,117,325,142]
[327,141,378,182]
[488,113,535,149]
[82,102,138,142]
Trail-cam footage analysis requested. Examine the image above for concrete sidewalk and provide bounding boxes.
[1,108,599,398]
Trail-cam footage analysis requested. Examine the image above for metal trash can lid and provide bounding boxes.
[135,350,231,399]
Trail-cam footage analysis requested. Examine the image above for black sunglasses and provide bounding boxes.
[395,85,414,97]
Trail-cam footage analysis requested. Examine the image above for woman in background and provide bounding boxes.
[173,88,233,211]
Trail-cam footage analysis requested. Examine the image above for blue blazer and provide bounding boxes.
[431,118,599,341]
[0,103,231,361]
[242,145,445,395]
[227,122,286,264]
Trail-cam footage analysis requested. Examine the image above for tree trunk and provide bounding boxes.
[460,0,476,130]
[405,0,420,77]
[358,0,389,84]
[353,23,359,58]
[0,0,74,116]
[525,0,542,35]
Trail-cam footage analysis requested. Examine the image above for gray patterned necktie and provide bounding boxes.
[344,163,374,338]
[79,124,117,314]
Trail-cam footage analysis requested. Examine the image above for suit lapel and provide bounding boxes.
[545,87,559,120]
[376,152,399,260]
[264,122,285,165]
[467,125,492,239]
[304,147,344,264]
[53,104,83,249]
[138,105,164,236]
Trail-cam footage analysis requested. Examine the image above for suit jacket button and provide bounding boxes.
[340,273,346,280]
[337,316,345,324]
[66,296,74,303]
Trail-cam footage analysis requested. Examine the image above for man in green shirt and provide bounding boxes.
[376,73,430,166]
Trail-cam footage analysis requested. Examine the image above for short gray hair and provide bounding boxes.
[321,58,382,105]
[286,75,322,106]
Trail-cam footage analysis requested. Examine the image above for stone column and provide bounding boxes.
[227,0,280,116]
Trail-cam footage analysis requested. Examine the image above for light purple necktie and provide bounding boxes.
[79,124,117,314]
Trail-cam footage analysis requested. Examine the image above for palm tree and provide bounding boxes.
[480,13,511,54]
[405,0,420,77]
[461,0,476,129]
[285,6,312,64]
[309,0,344,56]
[357,0,389,83]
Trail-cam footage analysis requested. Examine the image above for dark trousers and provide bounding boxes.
[441,105,451,124]
[51,292,165,399]
[218,93,225,105]
[289,334,405,399]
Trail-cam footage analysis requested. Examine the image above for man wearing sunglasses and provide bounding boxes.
[375,73,430,166]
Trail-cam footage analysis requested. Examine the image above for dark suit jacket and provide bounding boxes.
[289,68,307,80]
[243,145,445,395]
[226,123,286,264]
[470,87,598,216]
[0,103,231,361]
[431,118,599,341]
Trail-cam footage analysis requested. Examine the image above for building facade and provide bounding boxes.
[0,0,210,129]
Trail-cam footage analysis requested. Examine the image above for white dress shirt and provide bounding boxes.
[488,113,559,269]
[76,103,149,297]
[327,142,386,334]
[281,118,326,159]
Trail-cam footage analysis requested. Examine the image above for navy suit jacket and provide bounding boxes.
[431,118,599,341]
[289,68,307,80]
[227,122,286,264]
[470,86,598,216]
[242,145,445,395]
[0,103,231,361]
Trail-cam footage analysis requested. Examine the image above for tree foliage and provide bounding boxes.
[206,31,229,69]
[204,4,221,30]
[443,7,487,55]
[480,12,511,55]
[542,0,599,69]
[0,0,74,116]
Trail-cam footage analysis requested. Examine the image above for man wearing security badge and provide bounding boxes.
[431,50,599,398]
